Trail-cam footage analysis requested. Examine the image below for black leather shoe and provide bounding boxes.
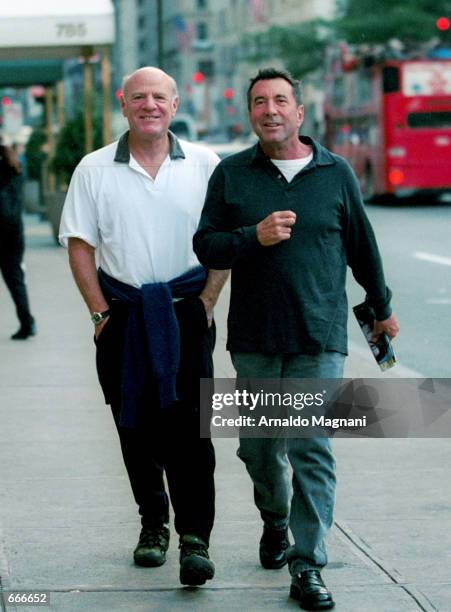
[11,321,36,340]
[179,534,215,586]
[133,525,169,567]
[259,525,289,569]
[290,570,335,610]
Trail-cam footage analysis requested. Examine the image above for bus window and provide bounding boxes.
[382,67,400,93]
[407,111,451,128]
[356,71,373,105]
[332,76,345,107]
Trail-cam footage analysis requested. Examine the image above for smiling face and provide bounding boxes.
[248,77,304,151]
[120,68,179,141]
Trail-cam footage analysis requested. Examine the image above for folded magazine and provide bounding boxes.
[353,302,396,372]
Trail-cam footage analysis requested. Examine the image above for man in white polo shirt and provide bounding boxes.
[59,67,228,587]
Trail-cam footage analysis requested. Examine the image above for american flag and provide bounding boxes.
[173,15,194,51]
[249,0,267,24]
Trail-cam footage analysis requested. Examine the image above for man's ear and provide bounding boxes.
[297,104,304,127]
[171,96,180,117]
[120,95,126,117]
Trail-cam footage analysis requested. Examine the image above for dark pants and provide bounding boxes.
[95,296,216,545]
[0,221,33,328]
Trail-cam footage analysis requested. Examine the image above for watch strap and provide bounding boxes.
[91,309,111,325]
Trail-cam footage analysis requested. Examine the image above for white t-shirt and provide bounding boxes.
[59,134,219,287]
[270,153,313,182]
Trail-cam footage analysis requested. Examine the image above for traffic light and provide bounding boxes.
[436,17,450,31]
[29,86,45,105]
[223,88,234,100]
[1,96,12,106]
[192,71,205,84]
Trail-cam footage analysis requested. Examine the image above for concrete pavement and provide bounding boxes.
[0,216,450,611]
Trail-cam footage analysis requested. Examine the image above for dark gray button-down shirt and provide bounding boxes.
[194,137,392,355]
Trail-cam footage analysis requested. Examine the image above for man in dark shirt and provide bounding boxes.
[0,143,36,340]
[194,67,399,610]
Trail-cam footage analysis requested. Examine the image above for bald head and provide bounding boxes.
[122,67,179,100]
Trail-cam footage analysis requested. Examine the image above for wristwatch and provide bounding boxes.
[91,309,111,325]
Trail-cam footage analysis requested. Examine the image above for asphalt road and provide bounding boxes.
[346,198,451,378]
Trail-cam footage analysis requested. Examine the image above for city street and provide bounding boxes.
[346,199,451,377]
[1,0,451,610]
[0,206,450,612]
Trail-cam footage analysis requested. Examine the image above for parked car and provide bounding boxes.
[170,114,197,141]
[206,140,254,159]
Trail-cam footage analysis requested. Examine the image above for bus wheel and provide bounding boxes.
[363,165,375,202]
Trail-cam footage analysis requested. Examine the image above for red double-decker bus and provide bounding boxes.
[324,48,451,200]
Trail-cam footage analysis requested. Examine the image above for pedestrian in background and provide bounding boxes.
[194,67,399,610]
[59,67,228,587]
[0,139,36,340]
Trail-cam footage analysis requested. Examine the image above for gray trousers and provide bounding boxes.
[232,351,345,574]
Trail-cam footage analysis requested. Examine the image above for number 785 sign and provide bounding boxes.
[55,22,88,39]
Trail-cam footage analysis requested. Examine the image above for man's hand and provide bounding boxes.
[68,238,111,340]
[372,313,399,341]
[199,295,214,328]
[198,269,229,328]
[94,316,110,339]
[256,210,297,246]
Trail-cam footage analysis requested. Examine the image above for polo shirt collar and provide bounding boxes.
[250,136,336,167]
[114,130,186,163]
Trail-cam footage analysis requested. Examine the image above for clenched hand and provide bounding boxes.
[256,210,297,247]
[372,313,400,341]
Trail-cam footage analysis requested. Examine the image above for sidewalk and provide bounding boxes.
[0,216,450,611]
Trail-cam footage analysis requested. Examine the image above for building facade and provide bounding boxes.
[112,0,336,138]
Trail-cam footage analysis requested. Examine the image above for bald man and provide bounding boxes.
[59,67,227,587]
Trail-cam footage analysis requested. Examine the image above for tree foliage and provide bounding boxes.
[243,20,329,78]
[242,0,451,79]
[335,0,451,45]
[25,127,46,181]
[51,110,102,183]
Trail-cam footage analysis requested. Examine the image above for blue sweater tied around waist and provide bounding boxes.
[98,266,207,428]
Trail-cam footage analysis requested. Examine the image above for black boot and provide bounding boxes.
[134,525,170,567]
[179,534,215,586]
[11,319,36,340]
[259,525,290,569]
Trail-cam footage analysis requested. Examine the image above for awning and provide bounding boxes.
[0,0,115,60]
[0,60,64,87]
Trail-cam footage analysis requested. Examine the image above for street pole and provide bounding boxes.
[56,81,64,130]
[157,0,163,68]
[101,49,112,146]
[82,46,94,155]
[45,85,55,192]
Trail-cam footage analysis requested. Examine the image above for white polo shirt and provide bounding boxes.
[59,132,220,287]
